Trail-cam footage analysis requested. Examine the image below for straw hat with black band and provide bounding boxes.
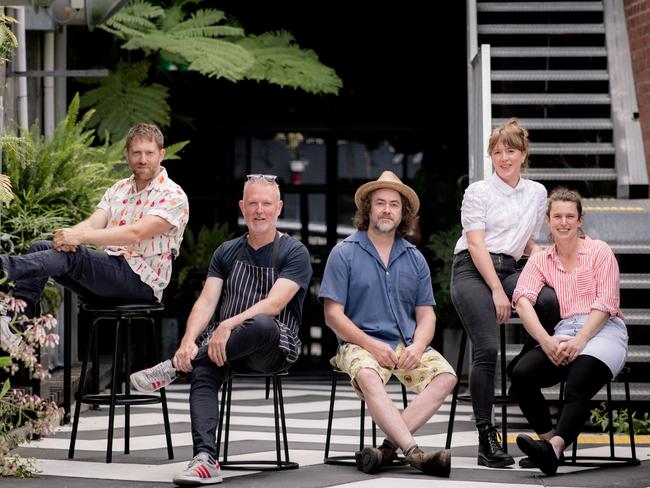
[354,171,420,215]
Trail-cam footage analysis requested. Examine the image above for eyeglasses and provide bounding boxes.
[246,174,278,182]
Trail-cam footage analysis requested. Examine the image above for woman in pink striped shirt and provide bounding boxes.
[510,187,628,476]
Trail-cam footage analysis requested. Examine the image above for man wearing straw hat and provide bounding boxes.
[319,171,456,477]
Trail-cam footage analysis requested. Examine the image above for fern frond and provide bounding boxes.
[163,141,190,160]
[99,0,163,39]
[239,31,342,94]
[79,61,170,141]
[0,174,14,206]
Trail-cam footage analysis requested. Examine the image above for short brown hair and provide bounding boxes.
[547,186,583,218]
[353,190,417,238]
[125,123,164,150]
[487,118,530,168]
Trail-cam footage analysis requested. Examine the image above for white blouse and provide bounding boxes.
[454,173,547,261]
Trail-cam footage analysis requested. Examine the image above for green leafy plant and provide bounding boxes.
[589,402,650,435]
[0,94,129,253]
[0,12,17,65]
[177,222,234,287]
[426,224,462,329]
[1,293,63,478]
[79,0,342,142]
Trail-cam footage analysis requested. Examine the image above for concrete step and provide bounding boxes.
[495,117,612,130]
[493,93,611,105]
[621,309,650,325]
[620,273,650,289]
[491,46,607,58]
[529,142,615,155]
[524,167,617,181]
[493,70,609,81]
[479,24,605,35]
[478,1,603,12]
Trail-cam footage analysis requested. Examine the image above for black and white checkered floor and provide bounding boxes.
[13,377,650,487]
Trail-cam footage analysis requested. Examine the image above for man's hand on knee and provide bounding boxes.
[366,339,398,368]
[208,324,232,367]
[396,343,424,370]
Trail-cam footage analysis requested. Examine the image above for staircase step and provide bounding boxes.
[496,118,613,130]
[620,273,650,289]
[621,309,650,325]
[493,93,611,105]
[524,167,616,180]
[479,24,605,35]
[492,70,608,81]
[491,46,607,58]
[529,142,615,155]
[610,243,650,254]
[478,2,603,12]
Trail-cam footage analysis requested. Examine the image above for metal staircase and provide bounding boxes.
[467,0,650,403]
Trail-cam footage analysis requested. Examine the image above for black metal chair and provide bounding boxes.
[445,324,514,450]
[216,370,298,471]
[68,301,174,463]
[324,369,409,465]
[559,366,640,468]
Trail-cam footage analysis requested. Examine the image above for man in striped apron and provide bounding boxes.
[130,174,312,486]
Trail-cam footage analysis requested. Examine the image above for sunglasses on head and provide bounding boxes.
[246,174,278,182]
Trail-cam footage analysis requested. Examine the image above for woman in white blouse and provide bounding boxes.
[511,187,628,475]
[450,118,559,468]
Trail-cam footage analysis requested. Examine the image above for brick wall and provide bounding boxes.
[624,0,650,188]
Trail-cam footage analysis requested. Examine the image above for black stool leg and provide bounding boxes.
[68,318,97,459]
[445,329,467,449]
[359,400,366,450]
[272,376,282,466]
[499,325,508,452]
[124,317,131,455]
[216,382,227,459]
[324,372,337,461]
[223,378,233,462]
[276,374,291,463]
[606,381,615,458]
[149,317,173,459]
[624,375,637,461]
[106,318,122,463]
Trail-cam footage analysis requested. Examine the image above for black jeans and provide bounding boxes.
[509,348,611,446]
[189,314,289,458]
[450,250,560,425]
[0,240,155,316]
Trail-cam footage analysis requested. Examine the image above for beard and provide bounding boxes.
[372,217,399,234]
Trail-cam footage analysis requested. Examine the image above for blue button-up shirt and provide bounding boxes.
[319,230,435,349]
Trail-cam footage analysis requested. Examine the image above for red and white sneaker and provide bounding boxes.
[173,452,223,486]
[130,359,177,392]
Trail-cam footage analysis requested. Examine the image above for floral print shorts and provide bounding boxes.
[332,342,456,400]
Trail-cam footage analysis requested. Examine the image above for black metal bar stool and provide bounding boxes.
[324,369,408,465]
[216,370,298,471]
[559,366,640,468]
[68,301,174,463]
[446,324,514,450]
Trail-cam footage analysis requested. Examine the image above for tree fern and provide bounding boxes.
[239,31,342,95]
[79,61,170,142]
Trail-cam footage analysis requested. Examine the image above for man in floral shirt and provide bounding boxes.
[0,123,188,317]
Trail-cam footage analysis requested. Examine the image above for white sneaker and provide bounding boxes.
[173,452,223,486]
[130,359,177,392]
[0,315,21,351]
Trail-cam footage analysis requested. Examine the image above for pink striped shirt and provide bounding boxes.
[513,235,623,319]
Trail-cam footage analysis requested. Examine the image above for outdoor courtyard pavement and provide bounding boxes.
[6,377,650,487]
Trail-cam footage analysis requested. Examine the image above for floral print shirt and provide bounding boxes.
[97,167,189,301]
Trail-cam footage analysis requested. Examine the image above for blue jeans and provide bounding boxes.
[450,250,560,425]
[189,314,288,458]
[0,240,155,316]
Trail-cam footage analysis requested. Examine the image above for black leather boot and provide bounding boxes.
[477,423,514,468]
